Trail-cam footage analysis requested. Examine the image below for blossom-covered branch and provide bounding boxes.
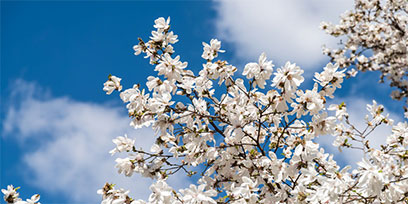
[321,0,408,117]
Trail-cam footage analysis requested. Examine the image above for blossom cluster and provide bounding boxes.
[100,15,408,203]
[2,185,40,204]
[133,17,178,65]
[321,0,408,117]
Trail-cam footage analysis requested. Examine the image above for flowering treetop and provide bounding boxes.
[97,14,407,203]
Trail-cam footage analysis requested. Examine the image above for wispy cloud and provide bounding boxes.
[3,80,190,203]
[214,0,353,69]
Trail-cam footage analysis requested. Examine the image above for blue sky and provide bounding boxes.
[1,1,406,203]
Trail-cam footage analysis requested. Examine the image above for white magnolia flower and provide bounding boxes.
[242,52,274,89]
[328,103,348,120]
[109,134,135,155]
[97,184,131,204]
[150,144,162,154]
[311,112,336,136]
[150,30,166,43]
[115,157,135,177]
[148,92,174,113]
[314,63,345,88]
[347,68,358,77]
[148,180,174,204]
[180,184,217,204]
[2,185,21,203]
[296,86,324,115]
[103,75,122,95]
[15,194,40,204]
[232,177,259,200]
[146,76,162,91]
[366,100,389,126]
[357,158,385,196]
[178,76,195,94]
[133,44,143,56]
[155,53,187,81]
[164,44,174,54]
[387,121,408,146]
[283,147,292,158]
[192,98,207,114]
[201,39,225,61]
[165,31,178,45]
[153,17,170,31]
[272,62,304,96]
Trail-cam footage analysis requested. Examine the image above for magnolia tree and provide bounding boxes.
[3,0,408,203]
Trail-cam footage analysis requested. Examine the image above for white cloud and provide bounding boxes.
[315,97,402,169]
[3,80,190,203]
[214,0,354,69]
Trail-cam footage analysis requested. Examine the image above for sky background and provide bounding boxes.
[1,0,406,203]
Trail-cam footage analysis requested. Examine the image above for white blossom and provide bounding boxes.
[2,185,21,203]
[16,194,40,204]
[148,180,174,204]
[328,102,348,120]
[103,75,122,95]
[242,52,274,89]
[295,85,324,115]
[109,134,135,155]
[272,62,304,100]
[314,63,345,88]
[153,17,170,31]
[180,184,217,204]
[155,53,187,81]
[201,39,224,61]
[97,183,131,204]
[115,157,134,177]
